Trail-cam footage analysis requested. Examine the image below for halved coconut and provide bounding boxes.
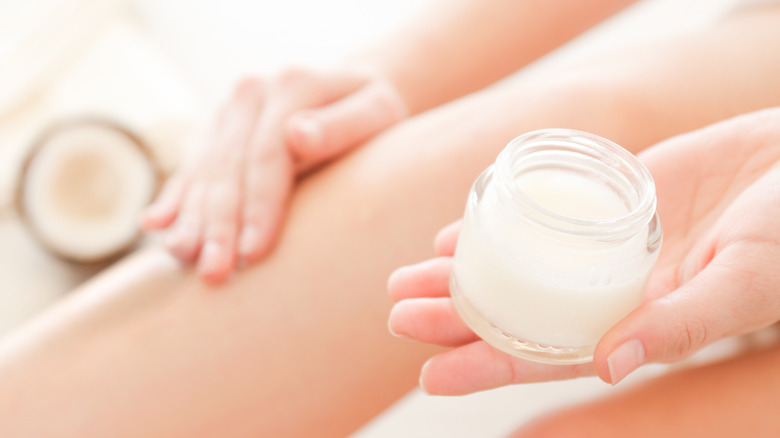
[17,119,160,264]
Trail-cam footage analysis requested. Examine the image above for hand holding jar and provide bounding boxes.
[388,108,780,392]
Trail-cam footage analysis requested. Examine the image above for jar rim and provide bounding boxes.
[494,129,657,240]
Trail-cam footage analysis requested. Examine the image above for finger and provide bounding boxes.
[420,341,595,395]
[285,80,407,167]
[388,298,478,347]
[164,183,206,264]
[595,244,780,385]
[387,257,453,302]
[141,173,188,230]
[434,220,462,257]
[238,130,294,262]
[196,78,266,281]
[198,179,242,283]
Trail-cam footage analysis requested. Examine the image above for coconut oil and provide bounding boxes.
[450,129,662,364]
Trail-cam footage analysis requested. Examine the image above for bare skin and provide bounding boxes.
[2,4,780,438]
[512,341,780,437]
[142,0,637,282]
[389,107,780,392]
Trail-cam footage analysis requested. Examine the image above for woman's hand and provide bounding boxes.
[142,66,407,283]
[388,108,780,394]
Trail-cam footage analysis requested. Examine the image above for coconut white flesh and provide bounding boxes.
[22,124,156,262]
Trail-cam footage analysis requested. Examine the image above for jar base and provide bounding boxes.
[450,275,594,365]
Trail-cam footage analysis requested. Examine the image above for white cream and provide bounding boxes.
[450,130,661,364]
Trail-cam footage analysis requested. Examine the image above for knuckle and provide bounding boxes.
[369,80,408,121]
[206,179,240,205]
[248,142,287,166]
[243,189,284,222]
[233,76,265,98]
[181,182,206,209]
[204,199,240,232]
[274,66,312,87]
[172,214,201,236]
[671,316,709,358]
[246,183,284,209]
[216,77,264,121]
[241,206,263,226]
[205,218,236,242]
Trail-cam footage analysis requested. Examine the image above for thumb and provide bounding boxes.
[594,255,775,385]
[285,80,407,167]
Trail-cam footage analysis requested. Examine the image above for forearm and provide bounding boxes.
[353,0,637,114]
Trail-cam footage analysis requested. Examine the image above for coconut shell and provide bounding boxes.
[15,118,163,265]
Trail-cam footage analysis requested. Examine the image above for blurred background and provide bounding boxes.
[0,0,744,436]
[0,0,430,336]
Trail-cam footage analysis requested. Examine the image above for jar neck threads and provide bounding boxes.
[494,129,657,242]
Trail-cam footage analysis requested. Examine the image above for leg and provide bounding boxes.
[512,341,780,438]
[485,3,780,155]
[2,7,780,437]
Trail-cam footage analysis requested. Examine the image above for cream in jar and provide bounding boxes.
[450,129,662,364]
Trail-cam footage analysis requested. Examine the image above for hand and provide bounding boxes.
[142,66,407,283]
[388,108,780,394]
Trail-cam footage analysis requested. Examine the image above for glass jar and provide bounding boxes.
[450,129,662,364]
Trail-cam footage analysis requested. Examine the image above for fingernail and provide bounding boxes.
[419,359,432,395]
[387,306,412,340]
[199,241,224,274]
[295,117,322,150]
[388,318,399,336]
[388,324,412,341]
[607,339,645,385]
[238,226,261,257]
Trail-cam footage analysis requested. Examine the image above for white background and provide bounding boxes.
[0,0,745,436]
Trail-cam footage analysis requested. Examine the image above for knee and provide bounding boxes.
[514,70,665,152]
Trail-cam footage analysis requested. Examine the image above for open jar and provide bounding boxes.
[450,129,662,364]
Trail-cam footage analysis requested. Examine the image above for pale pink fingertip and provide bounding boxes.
[387,302,407,339]
[419,359,434,395]
[164,226,200,263]
[291,116,323,153]
[140,207,167,229]
[199,241,230,283]
[386,267,409,301]
[143,198,182,228]
[138,210,156,230]
[387,312,413,341]
[606,339,645,385]
[238,225,262,258]
[164,235,192,263]
[199,241,221,270]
